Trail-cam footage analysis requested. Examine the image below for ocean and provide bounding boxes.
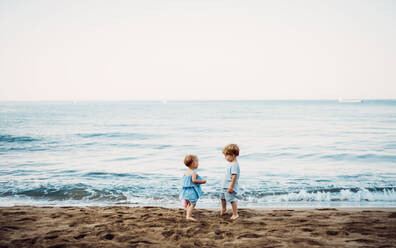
[1,100,395,208]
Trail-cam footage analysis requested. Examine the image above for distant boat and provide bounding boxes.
[338,98,363,103]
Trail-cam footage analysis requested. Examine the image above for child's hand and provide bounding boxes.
[228,187,234,193]
[202,179,207,184]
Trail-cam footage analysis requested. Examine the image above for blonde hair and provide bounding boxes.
[222,144,240,156]
[184,155,198,167]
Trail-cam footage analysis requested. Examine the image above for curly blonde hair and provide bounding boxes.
[222,144,240,156]
[184,155,198,167]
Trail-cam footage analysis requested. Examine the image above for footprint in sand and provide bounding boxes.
[103,233,115,240]
[1,225,19,230]
[334,212,350,216]
[44,235,58,240]
[68,222,77,227]
[315,208,337,211]
[161,230,174,238]
[16,217,36,222]
[378,233,396,238]
[200,221,209,227]
[73,234,86,240]
[48,244,67,248]
[346,238,375,244]
[237,233,262,239]
[2,211,27,216]
[140,213,150,219]
[174,230,185,241]
[225,232,233,238]
[326,230,339,236]
[11,237,38,246]
[214,234,224,240]
[128,240,155,246]
[292,238,322,246]
[388,212,396,218]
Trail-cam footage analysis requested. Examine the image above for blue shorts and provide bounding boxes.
[220,189,237,203]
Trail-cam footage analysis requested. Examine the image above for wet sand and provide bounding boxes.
[0,206,395,247]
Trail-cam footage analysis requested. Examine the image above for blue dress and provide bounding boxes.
[179,171,203,205]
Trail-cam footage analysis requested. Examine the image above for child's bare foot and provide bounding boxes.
[220,209,227,216]
[186,217,197,221]
[230,214,239,220]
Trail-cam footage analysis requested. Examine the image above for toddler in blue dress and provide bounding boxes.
[180,155,206,221]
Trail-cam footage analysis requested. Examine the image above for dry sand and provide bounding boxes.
[0,206,395,247]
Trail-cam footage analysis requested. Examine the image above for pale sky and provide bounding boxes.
[0,0,395,101]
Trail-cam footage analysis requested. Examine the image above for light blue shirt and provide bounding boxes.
[222,161,240,193]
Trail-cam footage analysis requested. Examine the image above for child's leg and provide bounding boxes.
[185,200,192,210]
[186,203,196,221]
[182,199,189,209]
[220,199,227,215]
[230,201,239,220]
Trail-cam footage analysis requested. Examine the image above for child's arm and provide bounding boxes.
[228,174,237,193]
[192,172,206,184]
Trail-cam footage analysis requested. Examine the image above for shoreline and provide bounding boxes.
[3,204,396,211]
[1,206,395,247]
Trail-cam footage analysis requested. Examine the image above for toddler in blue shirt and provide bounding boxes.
[220,144,240,220]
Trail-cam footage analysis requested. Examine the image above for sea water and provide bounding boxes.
[1,100,395,208]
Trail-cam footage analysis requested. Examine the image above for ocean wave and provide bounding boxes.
[0,134,40,143]
[237,187,396,203]
[240,152,294,160]
[106,156,138,162]
[0,184,130,201]
[240,152,396,163]
[82,172,146,179]
[319,153,396,162]
[0,134,47,152]
[76,132,154,140]
[153,144,172,150]
[1,183,395,205]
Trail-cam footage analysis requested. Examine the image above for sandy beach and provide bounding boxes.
[0,206,395,247]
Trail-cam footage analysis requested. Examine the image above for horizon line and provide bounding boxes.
[1,98,395,102]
